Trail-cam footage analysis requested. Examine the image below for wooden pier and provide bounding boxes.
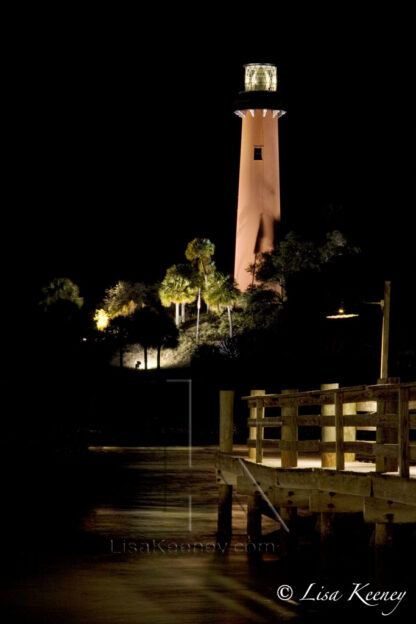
[216,380,416,554]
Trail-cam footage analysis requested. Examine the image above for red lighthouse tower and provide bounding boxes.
[233,63,286,291]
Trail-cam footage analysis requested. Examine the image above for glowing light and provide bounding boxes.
[326,312,359,319]
[326,302,359,319]
[244,63,277,92]
[94,308,110,330]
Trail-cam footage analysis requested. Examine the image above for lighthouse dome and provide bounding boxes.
[244,63,277,92]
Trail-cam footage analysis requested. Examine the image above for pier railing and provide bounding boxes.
[241,381,416,477]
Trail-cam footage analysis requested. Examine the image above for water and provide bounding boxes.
[0,447,412,622]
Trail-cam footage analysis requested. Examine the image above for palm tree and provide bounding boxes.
[185,238,215,338]
[185,238,215,284]
[204,271,240,337]
[153,311,179,370]
[108,314,131,368]
[159,265,198,327]
[130,307,179,370]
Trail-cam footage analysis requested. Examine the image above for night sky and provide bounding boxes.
[14,7,414,316]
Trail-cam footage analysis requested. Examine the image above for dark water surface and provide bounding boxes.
[0,447,413,622]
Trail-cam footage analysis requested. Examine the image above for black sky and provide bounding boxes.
[12,6,415,310]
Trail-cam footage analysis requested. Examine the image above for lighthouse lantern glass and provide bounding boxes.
[244,64,277,92]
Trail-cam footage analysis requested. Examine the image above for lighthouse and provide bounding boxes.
[233,63,286,291]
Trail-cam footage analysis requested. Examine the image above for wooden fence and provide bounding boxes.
[242,381,416,478]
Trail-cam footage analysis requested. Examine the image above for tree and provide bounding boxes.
[38,278,85,358]
[185,238,215,338]
[159,264,198,327]
[152,310,179,370]
[39,277,83,310]
[204,271,240,337]
[107,314,131,368]
[94,308,110,331]
[240,286,282,332]
[255,230,359,298]
[102,280,147,319]
[94,281,148,367]
[130,306,179,370]
[185,238,215,285]
[247,257,260,288]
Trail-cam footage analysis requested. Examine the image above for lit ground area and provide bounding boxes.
[110,318,222,370]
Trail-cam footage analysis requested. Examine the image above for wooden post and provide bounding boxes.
[380,280,391,380]
[247,492,262,544]
[322,385,356,467]
[376,377,399,473]
[279,507,297,557]
[255,399,265,464]
[281,389,298,468]
[321,383,338,467]
[320,511,336,568]
[374,377,399,562]
[217,483,232,543]
[320,511,336,543]
[343,400,356,463]
[279,389,298,555]
[219,390,234,454]
[398,387,410,478]
[248,390,265,462]
[334,391,345,471]
[320,385,338,565]
[217,390,234,542]
[374,523,394,585]
[375,523,394,548]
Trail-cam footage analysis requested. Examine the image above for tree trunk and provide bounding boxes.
[227,306,233,338]
[144,346,148,370]
[175,303,180,327]
[196,288,201,339]
[200,257,209,313]
[181,302,185,324]
[200,259,208,287]
[157,345,161,370]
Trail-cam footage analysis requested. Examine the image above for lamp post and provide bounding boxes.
[364,280,391,380]
[326,280,392,380]
[326,282,395,473]
[380,281,391,380]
